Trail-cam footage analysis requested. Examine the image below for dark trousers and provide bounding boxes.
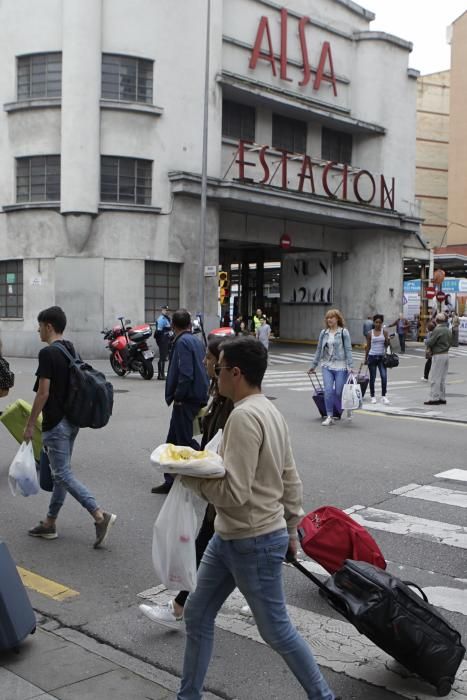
[424,356,432,380]
[163,403,201,485]
[368,356,387,397]
[175,504,215,608]
[156,335,170,377]
[398,333,406,353]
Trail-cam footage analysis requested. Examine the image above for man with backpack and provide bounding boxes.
[23,306,116,547]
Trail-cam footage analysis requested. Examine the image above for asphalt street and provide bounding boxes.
[1,342,466,699]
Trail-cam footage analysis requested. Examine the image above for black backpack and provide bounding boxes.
[54,343,114,429]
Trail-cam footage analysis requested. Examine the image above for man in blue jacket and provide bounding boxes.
[151,309,209,494]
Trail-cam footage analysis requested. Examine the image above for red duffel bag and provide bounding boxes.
[297,506,386,574]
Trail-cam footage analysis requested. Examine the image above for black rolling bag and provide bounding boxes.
[0,542,36,651]
[308,374,343,419]
[288,556,465,697]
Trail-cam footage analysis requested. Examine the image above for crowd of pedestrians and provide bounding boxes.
[1,298,461,700]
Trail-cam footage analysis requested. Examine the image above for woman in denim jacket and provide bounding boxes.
[308,309,353,426]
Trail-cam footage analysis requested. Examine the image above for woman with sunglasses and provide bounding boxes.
[139,335,234,628]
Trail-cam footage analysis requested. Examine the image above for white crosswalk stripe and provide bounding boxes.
[436,469,467,483]
[138,468,467,698]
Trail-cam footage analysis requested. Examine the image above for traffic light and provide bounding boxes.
[218,271,229,304]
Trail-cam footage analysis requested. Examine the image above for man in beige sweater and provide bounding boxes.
[177,337,336,700]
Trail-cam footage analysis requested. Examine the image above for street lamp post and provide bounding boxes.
[198,0,211,322]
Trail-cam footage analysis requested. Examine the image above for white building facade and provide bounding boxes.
[0,0,427,356]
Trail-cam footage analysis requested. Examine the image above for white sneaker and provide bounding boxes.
[381,396,390,405]
[321,416,334,426]
[239,604,252,617]
[139,600,184,630]
[421,377,428,381]
[370,397,377,404]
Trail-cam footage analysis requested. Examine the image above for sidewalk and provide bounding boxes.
[0,613,222,700]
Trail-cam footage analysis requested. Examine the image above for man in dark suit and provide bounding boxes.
[151,309,209,494]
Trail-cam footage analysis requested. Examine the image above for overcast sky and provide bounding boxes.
[364,0,467,75]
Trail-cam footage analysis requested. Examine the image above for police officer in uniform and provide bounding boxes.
[154,305,172,380]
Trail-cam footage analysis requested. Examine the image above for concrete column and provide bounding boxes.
[60,0,101,219]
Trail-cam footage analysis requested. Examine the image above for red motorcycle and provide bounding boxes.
[102,317,154,380]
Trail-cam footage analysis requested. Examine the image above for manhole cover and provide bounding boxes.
[113,389,129,393]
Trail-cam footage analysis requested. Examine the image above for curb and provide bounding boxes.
[359,408,467,425]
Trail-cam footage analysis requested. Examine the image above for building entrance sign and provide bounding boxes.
[235,140,396,210]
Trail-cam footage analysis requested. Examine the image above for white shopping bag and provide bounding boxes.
[152,476,198,591]
[8,441,40,497]
[341,374,362,410]
[150,429,225,478]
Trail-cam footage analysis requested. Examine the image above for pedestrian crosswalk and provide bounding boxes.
[268,345,467,364]
[268,349,424,365]
[138,468,467,699]
[262,368,417,393]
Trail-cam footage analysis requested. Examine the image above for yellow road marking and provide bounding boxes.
[358,409,467,428]
[17,567,79,600]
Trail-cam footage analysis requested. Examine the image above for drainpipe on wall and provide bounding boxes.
[198,0,211,321]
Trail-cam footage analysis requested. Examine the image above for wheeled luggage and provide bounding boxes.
[308,374,342,418]
[289,557,465,697]
[356,363,369,398]
[297,506,386,573]
[0,399,42,461]
[0,542,36,651]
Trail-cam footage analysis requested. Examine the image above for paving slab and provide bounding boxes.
[52,668,175,700]
[1,640,116,692]
[0,667,46,700]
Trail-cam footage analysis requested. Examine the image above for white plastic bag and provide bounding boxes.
[150,429,225,478]
[8,442,40,497]
[152,476,198,591]
[341,374,362,410]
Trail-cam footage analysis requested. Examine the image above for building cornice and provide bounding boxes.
[100,99,164,116]
[251,0,374,24]
[2,202,60,213]
[353,31,413,52]
[219,71,385,135]
[168,171,421,234]
[4,98,61,113]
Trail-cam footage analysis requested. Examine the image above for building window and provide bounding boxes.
[222,100,256,140]
[0,260,23,318]
[101,54,153,104]
[100,157,152,205]
[16,156,60,203]
[321,127,352,165]
[145,261,180,321]
[272,114,307,153]
[17,53,62,100]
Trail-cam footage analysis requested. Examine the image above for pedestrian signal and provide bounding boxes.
[218,271,229,304]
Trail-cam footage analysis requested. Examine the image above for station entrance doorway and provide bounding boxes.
[219,245,281,335]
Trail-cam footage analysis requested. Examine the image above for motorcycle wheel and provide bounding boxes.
[110,354,127,377]
[140,358,154,380]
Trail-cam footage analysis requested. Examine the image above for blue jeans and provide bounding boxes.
[177,529,335,700]
[322,366,348,416]
[43,417,98,519]
[368,356,387,397]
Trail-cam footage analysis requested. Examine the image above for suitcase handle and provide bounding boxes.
[286,554,352,618]
[307,372,323,392]
[402,581,429,603]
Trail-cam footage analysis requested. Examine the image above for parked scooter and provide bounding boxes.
[102,317,154,379]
